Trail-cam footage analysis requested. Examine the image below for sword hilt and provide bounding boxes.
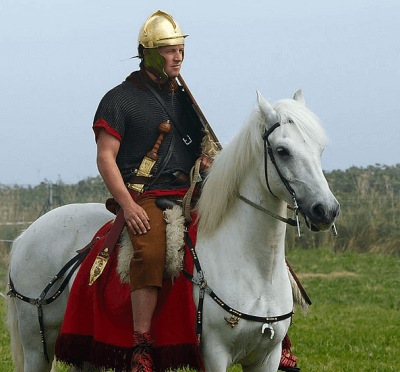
[127,121,173,193]
[146,121,172,161]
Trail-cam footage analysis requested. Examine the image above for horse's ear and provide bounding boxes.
[256,91,278,124]
[293,89,306,106]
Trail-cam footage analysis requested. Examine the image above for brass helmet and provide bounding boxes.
[138,10,188,81]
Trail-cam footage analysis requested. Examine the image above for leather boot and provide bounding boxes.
[131,331,154,372]
[279,334,300,372]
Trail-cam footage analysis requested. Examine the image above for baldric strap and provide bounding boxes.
[139,75,197,150]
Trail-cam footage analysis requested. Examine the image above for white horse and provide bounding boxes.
[7,90,339,372]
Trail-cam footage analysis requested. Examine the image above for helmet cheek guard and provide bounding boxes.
[138,10,188,80]
[143,48,168,81]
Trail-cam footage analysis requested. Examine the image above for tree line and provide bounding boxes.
[1,163,400,255]
[286,163,400,255]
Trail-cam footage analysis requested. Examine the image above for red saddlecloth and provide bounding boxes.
[55,189,204,372]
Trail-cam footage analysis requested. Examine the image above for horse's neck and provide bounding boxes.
[197,171,288,280]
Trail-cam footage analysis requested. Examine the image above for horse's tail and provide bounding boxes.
[7,235,25,372]
[7,295,24,372]
[287,265,309,315]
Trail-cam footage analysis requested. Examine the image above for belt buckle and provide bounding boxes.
[126,182,144,193]
[183,135,192,145]
[170,171,188,185]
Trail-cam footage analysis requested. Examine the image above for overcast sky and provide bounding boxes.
[1,0,399,186]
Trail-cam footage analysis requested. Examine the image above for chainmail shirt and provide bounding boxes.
[93,69,203,190]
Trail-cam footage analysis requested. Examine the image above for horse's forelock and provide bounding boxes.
[273,99,327,149]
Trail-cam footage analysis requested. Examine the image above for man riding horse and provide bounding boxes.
[93,10,212,371]
[93,10,299,372]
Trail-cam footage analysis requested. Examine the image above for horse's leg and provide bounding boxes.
[202,349,230,371]
[14,298,66,372]
[14,302,53,372]
[200,333,231,372]
[241,343,282,372]
[261,347,282,372]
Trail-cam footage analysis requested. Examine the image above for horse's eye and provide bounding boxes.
[276,147,290,157]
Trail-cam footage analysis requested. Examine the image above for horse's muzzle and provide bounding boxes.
[301,200,340,232]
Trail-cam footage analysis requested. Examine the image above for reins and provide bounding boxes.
[235,192,297,226]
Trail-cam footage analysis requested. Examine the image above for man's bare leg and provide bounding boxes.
[130,287,157,371]
[131,286,158,332]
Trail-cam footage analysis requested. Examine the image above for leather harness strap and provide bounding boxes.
[182,231,294,345]
[263,122,282,197]
[7,236,99,363]
[263,122,297,199]
[139,75,197,149]
[263,122,302,236]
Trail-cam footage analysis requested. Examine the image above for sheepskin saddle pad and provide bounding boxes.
[117,204,185,284]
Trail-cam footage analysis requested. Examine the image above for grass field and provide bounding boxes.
[286,247,400,372]
[1,247,399,371]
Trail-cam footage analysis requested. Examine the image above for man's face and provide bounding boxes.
[158,44,184,78]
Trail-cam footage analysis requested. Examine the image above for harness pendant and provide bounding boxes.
[224,315,240,328]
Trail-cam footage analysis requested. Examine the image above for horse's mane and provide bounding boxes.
[197,98,326,236]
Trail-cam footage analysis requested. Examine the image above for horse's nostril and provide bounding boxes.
[332,207,339,220]
[312,204,325,219]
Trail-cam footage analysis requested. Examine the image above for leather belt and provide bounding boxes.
[126,171,188,188]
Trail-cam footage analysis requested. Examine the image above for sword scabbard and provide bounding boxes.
[126,121,172,193]
[89,253,110,286]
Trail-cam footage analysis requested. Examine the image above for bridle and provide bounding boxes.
[262,121,301,237]
[237,120,337,237]
[263,122,295,199]
[237,121,302,236]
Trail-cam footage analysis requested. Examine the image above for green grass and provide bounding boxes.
[0,294,13,371]
[287,247,400,372]
[1,247,399,371]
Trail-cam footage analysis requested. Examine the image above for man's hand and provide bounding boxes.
[123,201,151,235]
[96,129,151,236]
[199,154,212,172]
